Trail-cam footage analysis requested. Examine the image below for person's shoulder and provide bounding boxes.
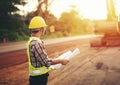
[31,39,43,45]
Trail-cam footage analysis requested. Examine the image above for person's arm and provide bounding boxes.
[33,41,52,67]
[51,59,69,65]
[34,40,69,67]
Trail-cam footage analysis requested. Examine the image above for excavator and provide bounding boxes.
[91,0,120,47]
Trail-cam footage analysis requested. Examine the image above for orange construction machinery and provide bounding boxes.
[91,0,120,47]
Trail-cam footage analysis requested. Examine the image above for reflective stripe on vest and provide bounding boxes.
[27,37,51,76]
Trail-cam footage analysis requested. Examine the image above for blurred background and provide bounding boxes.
[0,0,120,44]
[0,1,120,85]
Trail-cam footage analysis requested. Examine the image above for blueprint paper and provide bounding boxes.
[56,50,73,60]
[50,48,80,69]
[69,48,80,59]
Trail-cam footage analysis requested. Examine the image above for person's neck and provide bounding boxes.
[31,33,41,38]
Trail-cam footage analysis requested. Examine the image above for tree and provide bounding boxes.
[55,9,91,36]
[25,0,55,25]
[55,10,80,36]
[0,0,28,42]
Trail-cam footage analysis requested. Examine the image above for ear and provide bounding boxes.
[39,28,43,32]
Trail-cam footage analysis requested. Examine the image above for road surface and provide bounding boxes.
[0,35,102,53]
[0,35,120,85]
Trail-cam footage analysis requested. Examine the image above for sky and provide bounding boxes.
[19,0,120,20]
[49,0,107,20]
[16,0,38,15]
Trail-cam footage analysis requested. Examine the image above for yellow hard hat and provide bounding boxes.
[29,16,47,29]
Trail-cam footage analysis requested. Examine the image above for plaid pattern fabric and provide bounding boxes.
[29,38,51,68]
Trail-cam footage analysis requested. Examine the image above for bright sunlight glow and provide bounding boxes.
[17,0,38,15]
[49,0,107,20]
[19,0,120,20]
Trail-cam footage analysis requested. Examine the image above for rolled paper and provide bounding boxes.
[50,48,80,69]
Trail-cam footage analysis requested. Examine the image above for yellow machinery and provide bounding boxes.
[91,0,120,46]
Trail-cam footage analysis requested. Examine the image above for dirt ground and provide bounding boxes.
[0,39,120,85]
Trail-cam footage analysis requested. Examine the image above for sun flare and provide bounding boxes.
[21,0,120,20]
[49,0,108,20]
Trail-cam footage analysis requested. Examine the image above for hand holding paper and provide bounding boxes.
[50,48,80,69]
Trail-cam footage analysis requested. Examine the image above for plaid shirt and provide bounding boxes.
[29,37,51,68]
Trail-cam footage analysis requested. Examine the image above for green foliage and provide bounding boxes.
[0,0,29,43]
[54,10,92,37]
[41,9,94,39]
[0,0,94,42]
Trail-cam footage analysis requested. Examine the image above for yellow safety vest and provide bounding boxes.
[27,37,52,76]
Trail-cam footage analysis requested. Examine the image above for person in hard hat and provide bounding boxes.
[27,16,69,85]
